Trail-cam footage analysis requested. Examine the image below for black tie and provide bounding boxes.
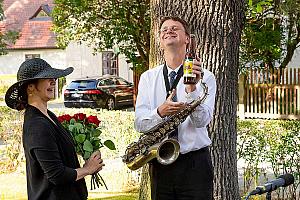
[169,71,177,101]
[168,70,178,139]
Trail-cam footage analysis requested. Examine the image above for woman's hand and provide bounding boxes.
[83,151,105,174]
[76,151,105,181]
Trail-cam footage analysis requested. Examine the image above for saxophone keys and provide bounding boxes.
[164,124,170,130]
[159,128,166,134]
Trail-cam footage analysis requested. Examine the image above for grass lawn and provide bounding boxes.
[0,172,138,200]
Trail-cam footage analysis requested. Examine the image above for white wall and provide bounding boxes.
[65,42,102,80]
[0,49,66,75]
[65,42,133,83]
[118,53,133,83]
[0,43,134,84]
[287,48,300,68]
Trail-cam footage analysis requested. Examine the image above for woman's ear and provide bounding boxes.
[27,84,35,94]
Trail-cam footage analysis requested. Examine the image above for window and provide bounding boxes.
[36,10,49,18]
[98,78,115,86]
[25,54,40,60]
[102,51,119,76]
[67,80,97,89]
[116,78,129,85]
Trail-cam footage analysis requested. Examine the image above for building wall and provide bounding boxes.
[118,53,133,83]
[0,44,134,84]
[0,49,66,75]
[287,48,300,68]
[65,42,133,83]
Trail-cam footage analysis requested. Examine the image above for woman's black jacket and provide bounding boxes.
[22,105,88,200]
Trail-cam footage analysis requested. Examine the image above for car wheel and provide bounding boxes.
[106,97,115,110]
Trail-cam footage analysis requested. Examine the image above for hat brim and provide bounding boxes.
[5,67,74,110]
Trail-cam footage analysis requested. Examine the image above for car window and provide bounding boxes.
[98,78,115,86]
[116,78,129,85]
[67,80,97,89]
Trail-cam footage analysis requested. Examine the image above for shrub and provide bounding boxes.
[0,75,16,101]
[0,107,140,192]
[0,107,24,171]
[238,119,300,200]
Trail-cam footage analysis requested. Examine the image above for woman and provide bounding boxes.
[5,58,104,200]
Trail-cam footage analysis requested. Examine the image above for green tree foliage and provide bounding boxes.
[0,0,19,55]
[52,0,150,74]
[241,0,300,69]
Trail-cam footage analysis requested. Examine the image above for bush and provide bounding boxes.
[238,119,300,200]
[0,75,16,100]
[0,107,24,171]
[0,107,140,192]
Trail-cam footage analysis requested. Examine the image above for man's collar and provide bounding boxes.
[166,64,182,75]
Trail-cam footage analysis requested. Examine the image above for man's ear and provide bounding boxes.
[185,34,190,45]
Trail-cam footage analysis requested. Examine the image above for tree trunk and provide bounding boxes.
[138,165,151,200]
[139,0,245,199]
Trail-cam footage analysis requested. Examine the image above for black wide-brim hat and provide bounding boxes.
[5,58,73,110]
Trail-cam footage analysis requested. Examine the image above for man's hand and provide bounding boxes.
[157,89,186,118]
[185,58,203,93]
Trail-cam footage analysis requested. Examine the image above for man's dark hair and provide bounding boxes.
[159,16,190,35]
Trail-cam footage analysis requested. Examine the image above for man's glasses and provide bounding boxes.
[159,26,184,34]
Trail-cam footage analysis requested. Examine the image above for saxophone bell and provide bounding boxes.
[125,138,180,170]
[157,138,180,165]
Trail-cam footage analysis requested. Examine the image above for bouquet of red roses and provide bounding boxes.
[58,113,115,190]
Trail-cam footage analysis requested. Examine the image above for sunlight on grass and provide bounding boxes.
[90,193,138,200]
[0,172,138,200]
[0,74,16,80]
[0,172,27,200]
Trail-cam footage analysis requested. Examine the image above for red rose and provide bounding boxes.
[57,116,64,123]
[63,114,72,122]
[86,115,101,126]
[58,114,72,122]
[73,113,86,121]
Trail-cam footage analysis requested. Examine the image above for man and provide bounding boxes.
[135,16,216,200]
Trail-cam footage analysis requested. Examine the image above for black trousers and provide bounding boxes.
[149,147,213,200]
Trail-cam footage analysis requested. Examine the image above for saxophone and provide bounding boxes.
[122,81,209,170]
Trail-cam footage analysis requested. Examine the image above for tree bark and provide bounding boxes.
[138,165,151,200]
[139,0,245,199]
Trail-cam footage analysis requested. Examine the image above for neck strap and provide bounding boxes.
[163,62,183,99]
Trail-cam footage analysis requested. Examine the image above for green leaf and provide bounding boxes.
[74,122,83,129]
[75,134,86,143]
[83,140,93,152]
[92,129,101,137]
[68,125,75,132]
[248,0,253,7]
[104,140,116,150]
[256,4,262,13]
[70,118,76,124]
[92,139,101,149]
[83,151,91,160]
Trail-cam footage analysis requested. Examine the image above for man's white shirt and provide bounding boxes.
[134,64,216,154]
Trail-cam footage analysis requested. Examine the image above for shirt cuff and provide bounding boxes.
[154,107,164,120]
[185,89,199,103]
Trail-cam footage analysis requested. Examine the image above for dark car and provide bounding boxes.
[64,75,134,110]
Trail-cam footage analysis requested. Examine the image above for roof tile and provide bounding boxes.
[1,0,57,49]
